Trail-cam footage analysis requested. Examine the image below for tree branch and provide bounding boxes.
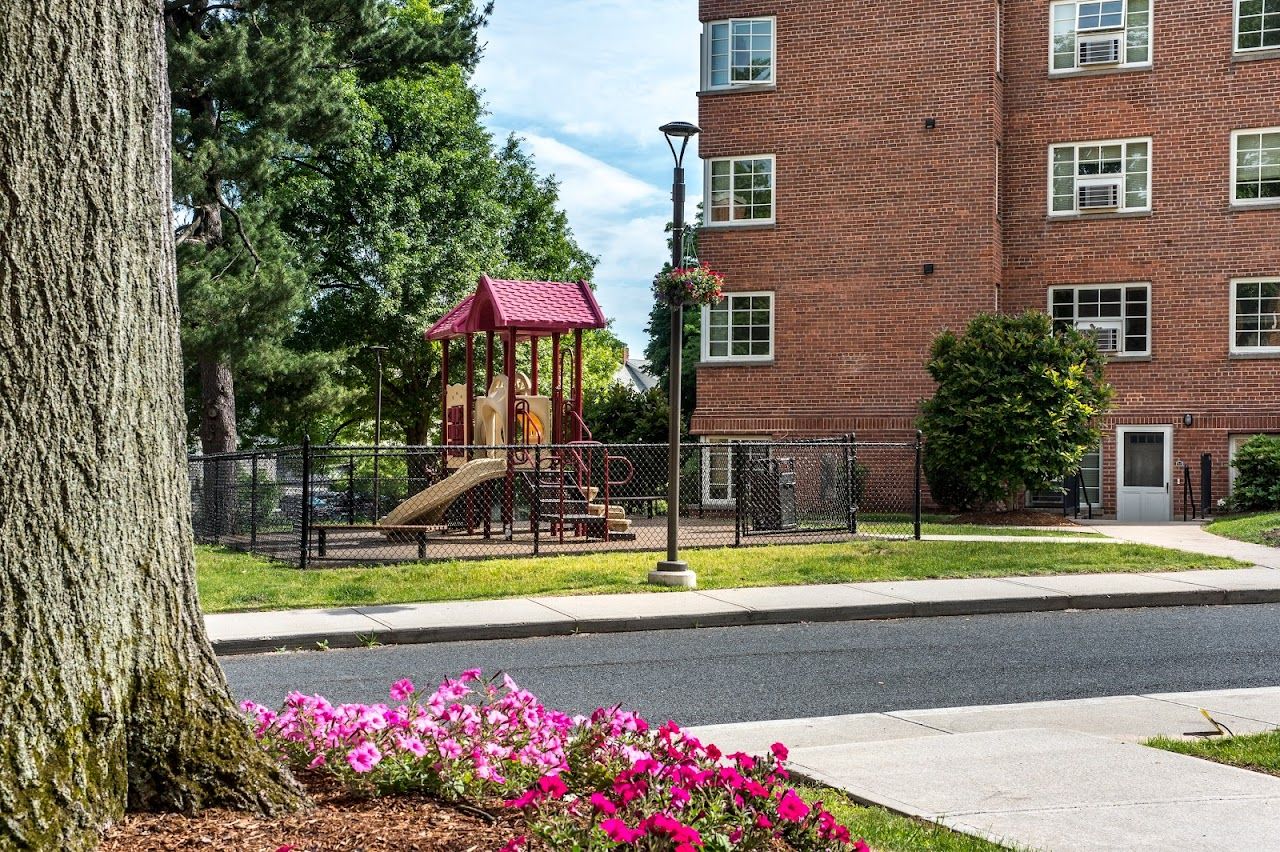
[215,191,261,273]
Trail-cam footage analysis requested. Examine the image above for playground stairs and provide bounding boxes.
[524,469,636,541]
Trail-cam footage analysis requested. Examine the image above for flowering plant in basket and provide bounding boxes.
[653,264,726,307]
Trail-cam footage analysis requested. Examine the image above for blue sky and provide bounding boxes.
[472,0,702,357]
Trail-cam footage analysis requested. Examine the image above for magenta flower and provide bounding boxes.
[345,741,381,773]
[589,792,617,815]
[777,788,811,822]
[389,679,415,701]
[537,773,568,799]
[771,741,789,761]
[600,818,643,843]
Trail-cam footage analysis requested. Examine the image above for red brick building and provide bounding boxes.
[691,0,1280,520]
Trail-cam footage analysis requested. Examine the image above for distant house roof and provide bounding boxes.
[425,275,607,341]
[614,357,658,393]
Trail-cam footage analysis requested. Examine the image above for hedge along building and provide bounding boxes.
[690,0,1280,520]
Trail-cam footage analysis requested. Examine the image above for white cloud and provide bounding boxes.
[519,133,660,215]
[474,0,702,351]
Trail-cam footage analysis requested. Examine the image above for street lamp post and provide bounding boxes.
[366,345,389,520]
[649,121,700,588]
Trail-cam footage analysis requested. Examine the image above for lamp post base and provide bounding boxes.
[648,561,696,588]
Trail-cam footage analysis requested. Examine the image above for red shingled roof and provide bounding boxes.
[425,275,607,341]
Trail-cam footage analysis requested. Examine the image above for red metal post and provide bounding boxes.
[573,328,584,442]
[464,333,474,450]
[504,328,517,535]
[485,330,494,391]
[551,332,562,445]
[440,338,450,444]
[530,336,539,397]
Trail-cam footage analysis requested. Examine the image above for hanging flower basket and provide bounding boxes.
[652,264,726,307]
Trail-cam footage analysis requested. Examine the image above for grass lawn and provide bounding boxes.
[1148,730,1280,778]
[196,538,1243,614]
[797,785,1013,851]
[1205,512,1280,546]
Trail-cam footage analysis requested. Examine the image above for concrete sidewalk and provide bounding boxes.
[1085,520,1280,568]
[205,566,1280,655]
[690,687,1280,851]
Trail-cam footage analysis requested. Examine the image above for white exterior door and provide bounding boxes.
[1116,426,1172,522]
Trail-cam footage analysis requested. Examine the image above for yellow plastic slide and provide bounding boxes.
[378,457,507,527]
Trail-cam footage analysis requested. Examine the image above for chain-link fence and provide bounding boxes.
[189,435,923,566]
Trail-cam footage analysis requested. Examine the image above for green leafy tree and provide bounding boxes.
[165,0,489,454]
[277,70,613,446]
[1230,435,1280,510]
[919,310,1114,511]
[585,384,671,444]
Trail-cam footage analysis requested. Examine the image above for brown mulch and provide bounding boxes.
[100,773,525,852]
[946,509,1086,528]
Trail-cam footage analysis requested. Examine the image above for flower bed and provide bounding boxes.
[242,670,867,851]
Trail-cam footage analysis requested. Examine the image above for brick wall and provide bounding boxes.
[694,0,1280,515]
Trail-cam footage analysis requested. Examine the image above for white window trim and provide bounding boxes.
[704,154,777,227]
[701,17,777,91]
[701,291,775,363]
[700,436,757,507]
[1234,0,1280,54]
[1229,276,1280,355]
[1048,282,1152,357]
[1047,0,1154,76]
[1027,443,1103,509]
[1230,127,1280,208]
[1046,137,1153,216]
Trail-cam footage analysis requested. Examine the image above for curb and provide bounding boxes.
[209,576,1280,656]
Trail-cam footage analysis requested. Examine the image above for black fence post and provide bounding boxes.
[1201,453,1213,517]
[733,441,743,547]
[913,430,923,541]
[347,454,356,525]
[533,444,541,556]
[846,432,858,534]
[300,435,312,570]
[249,452,259,550]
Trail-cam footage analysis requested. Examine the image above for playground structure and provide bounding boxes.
[382,274,637,544]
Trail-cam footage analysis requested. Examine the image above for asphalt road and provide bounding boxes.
[222,604,1280,725]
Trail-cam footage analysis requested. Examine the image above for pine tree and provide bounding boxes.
[165,0,490,456]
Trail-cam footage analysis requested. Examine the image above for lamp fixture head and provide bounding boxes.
[660,121,701,168]
[1183,413,1194,427]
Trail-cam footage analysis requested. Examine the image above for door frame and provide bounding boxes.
[1115,425,1173,521]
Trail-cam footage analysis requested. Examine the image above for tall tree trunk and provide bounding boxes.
[198,356,238,537]
[0,4,303,849]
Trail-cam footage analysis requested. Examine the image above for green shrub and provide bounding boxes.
[919,310,1113,511]
[1231,435,1280,511]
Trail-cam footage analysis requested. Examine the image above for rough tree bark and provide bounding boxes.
[0,3,304,849]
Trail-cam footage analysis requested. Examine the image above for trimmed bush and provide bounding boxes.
[1231,435,1280,511]
[919,311,1113,511]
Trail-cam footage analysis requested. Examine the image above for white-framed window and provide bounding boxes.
[1235,0,1280,53]
[702,292,774,362]
[1029,445,1102,509]
[1231,128,1280,205]
[706,155,775,225]
[1048,138,1151,215]
[1050,0,1151,73]
[703,18,775,89]
[1230,278,1280,353]
[700,437,769,505]
[1050,283,1151,356]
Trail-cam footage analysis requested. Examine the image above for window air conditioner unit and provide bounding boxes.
[1077,179,1121,211]
[1078,35,1123,65]
[1077,321,1122,353]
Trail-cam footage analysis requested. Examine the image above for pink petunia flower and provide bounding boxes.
[389,679,415,701]
[777,789,810,822]
[589,792,617,815]
[345,741,381,774]
[600,818,643,843]
[770,742,789,761]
